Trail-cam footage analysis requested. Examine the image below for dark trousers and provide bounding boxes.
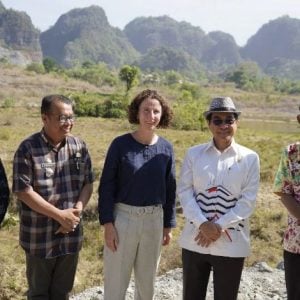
[26,252,79,300]
[284,250,300,300]
[182,248,244,300]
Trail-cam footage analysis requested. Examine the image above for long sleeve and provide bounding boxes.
[98,140,119,225]
[177,149,208,229]
[0,159,10,225]
[215,153,260,229]
[98,134,176,225]
[163,147,176,228]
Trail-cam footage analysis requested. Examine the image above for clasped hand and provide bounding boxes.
[194,221,222,247]
[55,208,82,234]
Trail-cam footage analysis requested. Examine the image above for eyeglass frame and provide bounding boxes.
[210,118,236,126]
[47,113,76,124]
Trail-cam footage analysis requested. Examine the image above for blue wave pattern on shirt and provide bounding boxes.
[196,185,244,231]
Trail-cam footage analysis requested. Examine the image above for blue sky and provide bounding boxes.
[2,0,300,46]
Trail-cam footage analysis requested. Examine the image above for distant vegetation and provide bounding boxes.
[0,61,299,300]
[2,2,300,298]
[22,58,300,119]
[2,1,300,80]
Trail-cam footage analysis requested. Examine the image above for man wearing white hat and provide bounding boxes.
[178,96,260,300]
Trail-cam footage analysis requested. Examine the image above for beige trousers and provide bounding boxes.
[103,203,163,300]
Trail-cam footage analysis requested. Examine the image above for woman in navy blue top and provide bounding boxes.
[98,89,176,300]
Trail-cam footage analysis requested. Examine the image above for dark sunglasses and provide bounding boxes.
[211,118,236,126]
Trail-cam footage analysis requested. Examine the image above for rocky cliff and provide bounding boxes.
[0,1,42,65]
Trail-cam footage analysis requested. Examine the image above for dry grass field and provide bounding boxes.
[0,65,299,299]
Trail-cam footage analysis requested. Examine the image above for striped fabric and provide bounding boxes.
[178,139,260,257]
[13,130,94,258]
[196,185,244,232]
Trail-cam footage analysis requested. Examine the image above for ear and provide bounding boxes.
[41,113,48,123]
[297,114,300,124]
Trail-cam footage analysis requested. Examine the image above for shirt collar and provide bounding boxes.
[205,138,238,155]
[40,129,66,151]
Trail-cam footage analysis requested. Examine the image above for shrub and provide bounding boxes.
[66,63,118,88]
[26,63,45,74]
[43,57,59,73]
[71,93,127,119]
[1,98,15,108]
[172,98,206,130]
[102,95,127,119]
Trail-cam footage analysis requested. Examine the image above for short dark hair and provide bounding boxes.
[128,89,173,128]
[41,95,74,114]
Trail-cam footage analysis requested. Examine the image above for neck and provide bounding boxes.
[132,130,157,145]
[213,138,232,152]
[43,129,64,148]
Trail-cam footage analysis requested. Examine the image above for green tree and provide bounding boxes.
[164,70,182,85]
[26,63,45,74]
[43,57,58,73]
[119,65,140,93]
[225,62,262,91]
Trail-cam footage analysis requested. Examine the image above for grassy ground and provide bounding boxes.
[0,67,300,299]
[0,110,296,299]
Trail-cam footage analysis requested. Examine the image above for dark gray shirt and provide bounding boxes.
[13,130,94,258]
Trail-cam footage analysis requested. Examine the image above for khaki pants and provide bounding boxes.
[103,203,163,300]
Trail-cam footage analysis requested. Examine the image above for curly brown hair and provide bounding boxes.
[128,89,173,128]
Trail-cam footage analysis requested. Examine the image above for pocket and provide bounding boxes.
[223,163,243,194]
[64,159,85,188]
[35,165,54,198]
[114,210,130,235]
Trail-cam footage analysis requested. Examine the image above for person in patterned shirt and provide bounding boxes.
[13,95,94,300]
[274,110,300,300]
[0,158,9,225]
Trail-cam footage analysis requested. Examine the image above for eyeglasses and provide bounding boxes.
[57,115,75,124]
[211,118,235,126]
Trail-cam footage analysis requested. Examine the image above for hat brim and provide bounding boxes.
[203,110,241,118]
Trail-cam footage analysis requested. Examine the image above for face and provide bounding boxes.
[137,97,162,130]
[42,100,74,144]
[208,112,238,149]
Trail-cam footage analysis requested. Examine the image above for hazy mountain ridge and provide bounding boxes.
[0,1,42,65]
[1,1,300,79]
[40,5,139,67]
[241,16,300,67]
[124,16,212,59]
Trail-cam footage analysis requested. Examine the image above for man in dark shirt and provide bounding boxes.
[13,94,94,300]
[0,158,9,225]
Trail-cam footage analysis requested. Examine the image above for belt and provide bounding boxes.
[115,202,162,215]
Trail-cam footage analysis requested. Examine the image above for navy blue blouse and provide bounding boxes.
[98,133,176,228]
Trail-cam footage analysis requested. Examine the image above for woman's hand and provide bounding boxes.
[162,228,172,246]
[104,222,119,252]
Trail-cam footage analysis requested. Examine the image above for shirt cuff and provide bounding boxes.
[191,215,208,230]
